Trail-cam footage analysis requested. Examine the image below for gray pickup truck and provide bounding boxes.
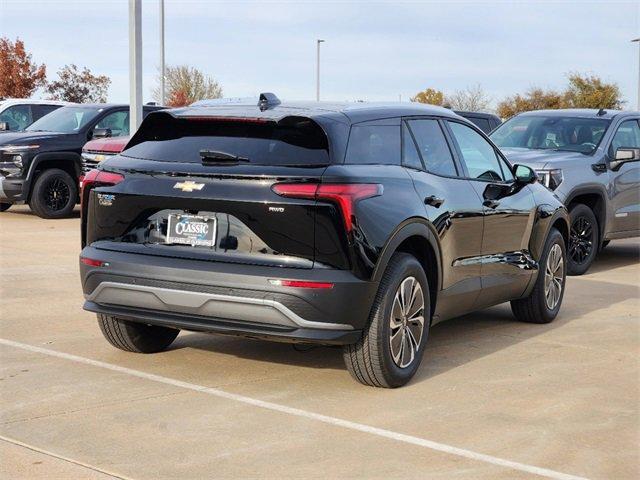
[490,109,640,275]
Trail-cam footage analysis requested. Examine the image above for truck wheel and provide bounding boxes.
[97,314,179,353]
[567,204,598,275]
[0,203,10,212]
[29,168,77,219]
[511,228,566,324]
[343,252,430,388]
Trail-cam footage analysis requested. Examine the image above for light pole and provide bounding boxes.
[159,0,165,106]
[316,39,324,101]
[129,0,142,134]
[632,38,640,110]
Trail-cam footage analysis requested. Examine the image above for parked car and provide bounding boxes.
[80,136,130,185]
[490,109,640,275]
[0,98,71,132]
[79,95,569,387]
[454,111,501,134]
[0,104,164,217]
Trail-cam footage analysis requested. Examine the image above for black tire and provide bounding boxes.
[511,228,566,324]
[0,203,11,212]
[567,203,598,275]
[343,253,430,388]
[28,168,77,219]
[97,314,179,353]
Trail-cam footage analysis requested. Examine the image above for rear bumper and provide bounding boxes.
[80,246,378,345]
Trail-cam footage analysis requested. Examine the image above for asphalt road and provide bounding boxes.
[1,205,638,480]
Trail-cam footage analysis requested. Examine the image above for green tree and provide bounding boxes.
[410,88,445,106]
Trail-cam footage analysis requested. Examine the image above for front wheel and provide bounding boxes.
[29,168,77,219]
[343,253,430,388]
[567,204,598,275]
[511,228,566,324]
[0,203,11,212]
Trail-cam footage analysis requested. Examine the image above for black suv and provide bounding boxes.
[79,95,569,387]
[491,109,640,274]
[0,104,164,218]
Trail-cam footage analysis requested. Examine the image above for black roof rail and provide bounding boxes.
[258,92,281,111]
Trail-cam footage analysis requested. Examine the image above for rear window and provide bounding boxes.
[123,114,330,165]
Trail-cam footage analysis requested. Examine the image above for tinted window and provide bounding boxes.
[609,120,640,156]
[95,110,130,136]
[402,123,423,169]
[491,115,610,154]
[32,104,61,121]
[449,121,507,181]
[407,119,457,176]
[0,105,32,130]
[124,115,330,165]
[345,124,400,165]
[467,117,491,133]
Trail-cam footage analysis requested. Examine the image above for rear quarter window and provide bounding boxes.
[345,120,400,165]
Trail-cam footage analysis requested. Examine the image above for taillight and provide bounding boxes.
[81,169,125,207]
[271,182,382,233]
[80,257,108,267]
[268,279,334,289]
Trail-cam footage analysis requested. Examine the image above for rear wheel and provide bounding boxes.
[97,314,179,353]
[343,253,430,388]
[511,228,566,324]
[0,203,11,212]
[29,168,77,219]
[567,204,598,275]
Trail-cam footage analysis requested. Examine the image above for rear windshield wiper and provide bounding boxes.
[199,149,249,164]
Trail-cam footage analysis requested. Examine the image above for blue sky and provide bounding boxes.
[2,0,639,109]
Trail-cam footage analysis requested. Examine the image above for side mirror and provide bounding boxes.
[92,128,112,139]
[610,148,640,171]
[0,121,9,131]
[514,164,537,184]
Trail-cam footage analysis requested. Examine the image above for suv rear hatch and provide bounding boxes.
[83,113,339,269]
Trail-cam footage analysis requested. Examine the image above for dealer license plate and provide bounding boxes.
[166,214,217,247]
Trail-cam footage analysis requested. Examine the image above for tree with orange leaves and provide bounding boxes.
[0,37,47,98]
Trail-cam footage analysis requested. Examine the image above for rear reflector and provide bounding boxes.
[271,183,382,233]
[80,257,108,267]
[269,279,334,289]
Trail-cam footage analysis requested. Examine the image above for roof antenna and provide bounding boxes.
[597,108,607,116]
[258,92,281,111]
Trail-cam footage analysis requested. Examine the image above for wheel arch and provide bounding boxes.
[371,219,442,317]
[564,185,608,246]
[26,152,82,201]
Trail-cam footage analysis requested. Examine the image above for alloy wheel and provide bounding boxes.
[569,216,594,265]
[389,276,425,368]
[544,243,564,310]
[44,177,71,212]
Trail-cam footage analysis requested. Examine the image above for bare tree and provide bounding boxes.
[445,84,491,112]
[46,64,110,102]
[153,65,222,107]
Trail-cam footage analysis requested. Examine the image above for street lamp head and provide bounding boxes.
[317,39,325,43]
[632,38,640,43]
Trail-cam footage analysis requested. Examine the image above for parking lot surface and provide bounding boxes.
[1,205,638,480]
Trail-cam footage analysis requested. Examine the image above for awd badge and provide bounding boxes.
[97,193,115,206]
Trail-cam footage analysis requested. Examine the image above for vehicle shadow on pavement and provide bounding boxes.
[3,207,81,219]
[585,241,640,276]
[170,271,638,382]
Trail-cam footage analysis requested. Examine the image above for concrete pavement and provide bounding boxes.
[1,205,638,479]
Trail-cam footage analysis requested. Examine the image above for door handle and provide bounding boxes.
[483,199,500,209]
[424,195,444,208]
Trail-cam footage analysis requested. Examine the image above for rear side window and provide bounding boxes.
[32,105,60,121]
[467,117,491,134]
[406,119,457,176]
[345,122,400,165]
[124,114,330,165]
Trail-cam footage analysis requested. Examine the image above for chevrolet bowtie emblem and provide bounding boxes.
[173,181,205,192]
